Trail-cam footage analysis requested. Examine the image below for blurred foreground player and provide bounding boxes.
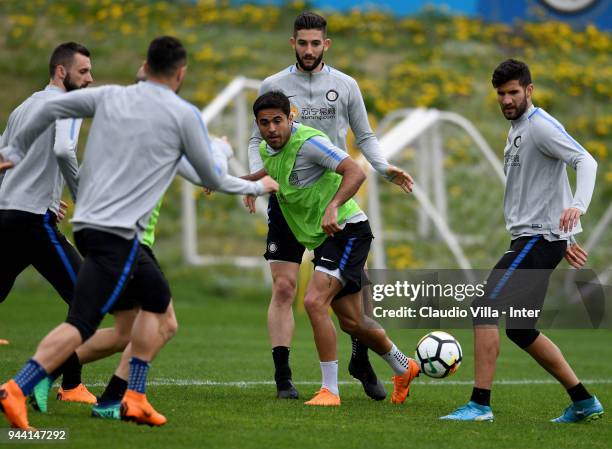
[0,36,229,428]
[0,42,96,405]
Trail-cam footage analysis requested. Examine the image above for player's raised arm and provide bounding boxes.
[177,155,277,196]
[322,157,366,235]
[347,78,414,192]
[0,87,107,168]
[178,106,225,191]
[53,118,81,201]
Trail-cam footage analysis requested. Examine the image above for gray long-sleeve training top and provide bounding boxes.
[247,64,390,177]
[1,80,225,240]
[0,85,81,215]
[503,104,597,240]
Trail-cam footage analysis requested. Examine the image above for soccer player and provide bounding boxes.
[441,59,603,422]
[244,11,414,400]
[0,36,234,429]
[253,91,420,406]
[25,65,278,420]
[0,42,97,404]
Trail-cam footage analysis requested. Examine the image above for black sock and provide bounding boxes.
[567,383,592,403]
[99,375,128,403]
[470,387,491,407]
[350,336,369,363]
[272,346,292,389]
[60,352,82,390]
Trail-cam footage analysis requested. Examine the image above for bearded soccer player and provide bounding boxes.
[245,11,414,401]
[253,91,419,406]
[0,42,96,404]
[0,36,233,429]
[441,59,603,423]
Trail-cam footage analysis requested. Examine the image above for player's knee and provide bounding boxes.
[337,314,361,335]
[272,276,297,304]
[303,293,325,317]
[506,328,540,349]
[162,313,178,342]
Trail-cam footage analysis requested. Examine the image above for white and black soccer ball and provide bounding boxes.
[415,331,462,378]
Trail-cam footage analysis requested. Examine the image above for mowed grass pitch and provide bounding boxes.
[1,269,611,449]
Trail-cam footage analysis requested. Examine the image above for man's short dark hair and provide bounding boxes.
[492,59,532,88]
[253,91,291,118]
[294,11,327,37]
[49,42,90,78]
[146,36,187,76]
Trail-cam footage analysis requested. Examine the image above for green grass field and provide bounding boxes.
[1,268,610,449]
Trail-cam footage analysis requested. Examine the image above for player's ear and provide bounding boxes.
[143,61,152,77]
[324,38,331,51]
[526,83,534,98]
[177,65,187,83]
[55,65,67,81]
[289,36,296,48]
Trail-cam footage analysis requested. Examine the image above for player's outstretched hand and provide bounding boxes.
[559,207,582,233]
[565,243,588,269]
[0,153,14,171]
[322,204,341,236]
[260,176,279,194]
[386,165,414,194]
[243,195,256,214]
[58,201,68,222]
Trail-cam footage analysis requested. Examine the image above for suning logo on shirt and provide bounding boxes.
[504,154,520,167]
[289,171,301,186]
[301,106,336,121]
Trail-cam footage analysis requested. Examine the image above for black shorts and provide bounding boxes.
[472,235,566,328]
[113,244,172,313]
[263,194,305,264]
[313,220,373,300]
[0,209,82,305]
[68,229,171,341]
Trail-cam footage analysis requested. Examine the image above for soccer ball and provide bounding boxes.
[415,331,462,378]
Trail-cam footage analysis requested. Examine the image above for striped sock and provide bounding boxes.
[128,357,150,394]
[14,359,48,396]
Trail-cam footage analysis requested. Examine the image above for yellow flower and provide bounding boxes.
[120,23,133,36]
[450,185,462,197]
[584,141,607,159]
[96,8,108,21]
[110,4,123,20]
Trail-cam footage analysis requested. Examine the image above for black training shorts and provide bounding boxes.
[0,209,82,305]
[472,235,566,328]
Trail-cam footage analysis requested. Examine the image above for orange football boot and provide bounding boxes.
[391,359,420,404]
[0,380,32,429]
[120,390,167,426]
[57,384,97,404]
[304,387,341,406]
